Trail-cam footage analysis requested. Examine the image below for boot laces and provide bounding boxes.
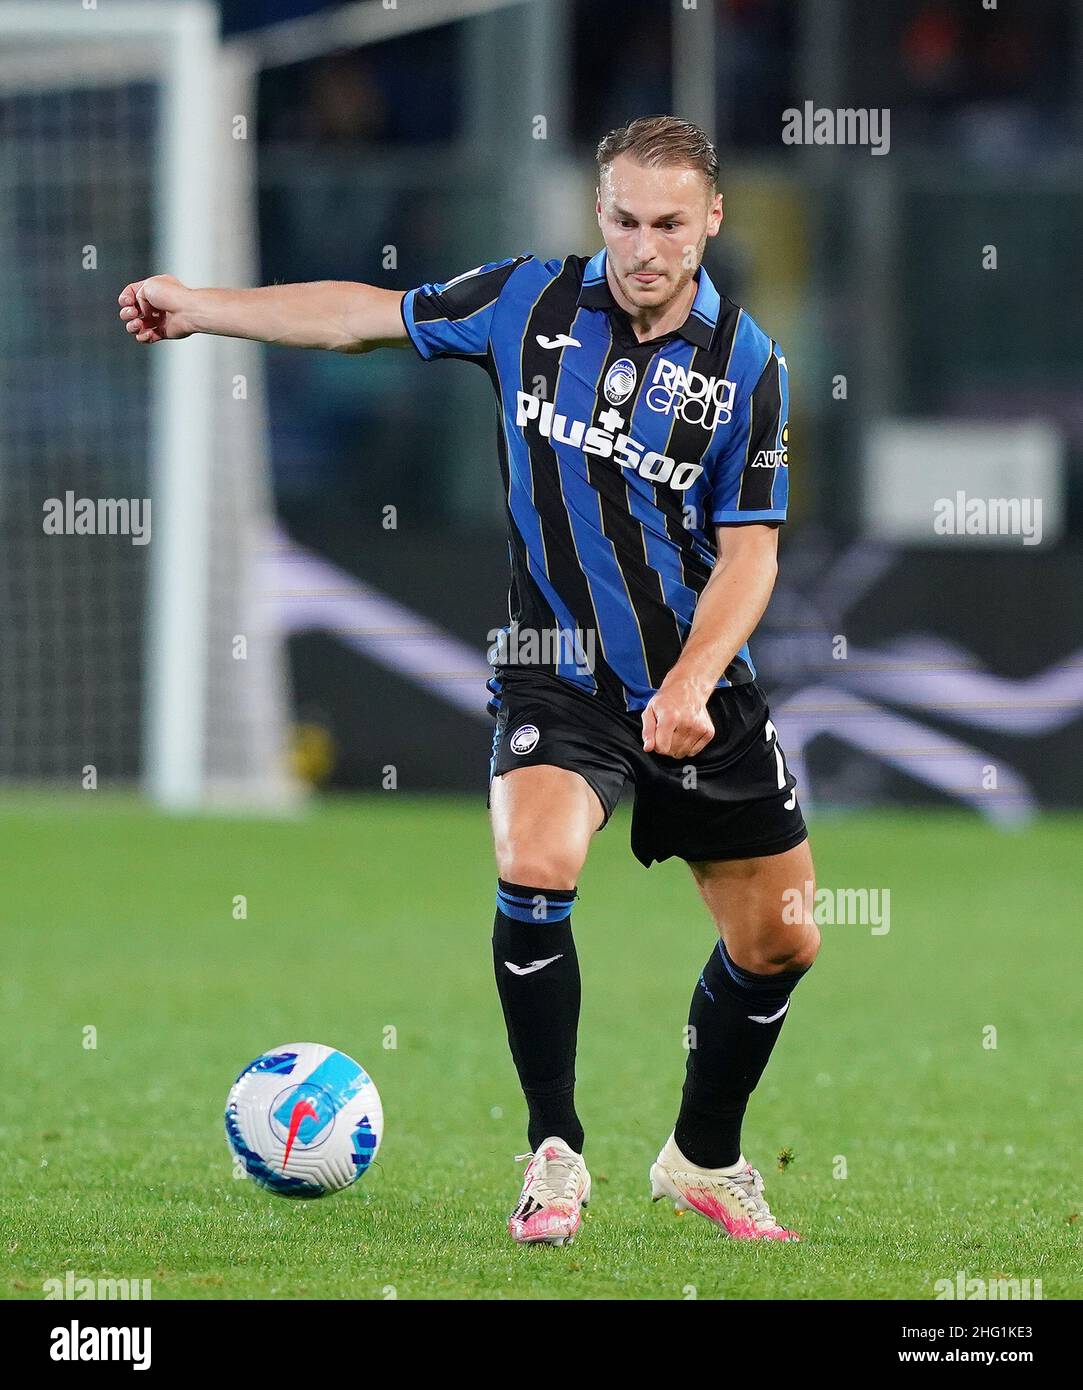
[722,1165,779,1229]
[515,1146,580,1209]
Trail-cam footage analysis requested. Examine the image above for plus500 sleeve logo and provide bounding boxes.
[515,391,703,491]
[646,361,736,430]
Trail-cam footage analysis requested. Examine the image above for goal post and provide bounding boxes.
[0,0,581,812]
[145,0,218,810]
[0,0,300,811]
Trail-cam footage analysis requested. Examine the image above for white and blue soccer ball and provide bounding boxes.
[225,1043,382,1198]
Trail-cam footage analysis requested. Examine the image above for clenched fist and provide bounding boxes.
[117,274,194,344]
[641,675,716,759]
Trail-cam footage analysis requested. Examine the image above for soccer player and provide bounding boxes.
[119,115,819,1246]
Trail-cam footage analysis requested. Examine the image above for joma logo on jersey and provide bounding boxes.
[514,391,704,492]
[646,360,736,430]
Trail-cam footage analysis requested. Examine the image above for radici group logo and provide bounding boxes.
[646,360,736,430]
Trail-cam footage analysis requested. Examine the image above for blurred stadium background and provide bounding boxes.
[3,0,1082,1305]
[1,0,1080,818]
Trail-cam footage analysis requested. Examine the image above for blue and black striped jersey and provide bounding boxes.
[401,249,789,712]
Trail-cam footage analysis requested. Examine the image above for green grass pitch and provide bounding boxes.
[2,793,1079,1300]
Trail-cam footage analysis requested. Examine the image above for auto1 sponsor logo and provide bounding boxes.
[751,423,789,468]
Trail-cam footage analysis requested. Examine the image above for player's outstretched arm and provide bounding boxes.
[117,274,409,354]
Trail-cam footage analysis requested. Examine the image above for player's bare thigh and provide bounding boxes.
[490,764,606,889]
[688,838,819,974]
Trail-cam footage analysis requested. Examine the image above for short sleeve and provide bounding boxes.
[400,257,529,363]
[708,345,789,524]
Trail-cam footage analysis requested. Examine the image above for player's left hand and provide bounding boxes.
[641,678,715,759]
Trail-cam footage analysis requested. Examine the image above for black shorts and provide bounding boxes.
[487,669,808,867]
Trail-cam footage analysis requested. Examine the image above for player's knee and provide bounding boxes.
[784,921,821,973]
[728,917,820,975]
[495,845,580,892]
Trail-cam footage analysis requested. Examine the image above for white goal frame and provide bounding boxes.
[0,0,275,810]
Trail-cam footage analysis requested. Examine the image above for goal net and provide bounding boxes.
[0,0,299,811]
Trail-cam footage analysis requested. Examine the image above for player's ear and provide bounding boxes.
[708,190,724,235]
[595,189,603,227]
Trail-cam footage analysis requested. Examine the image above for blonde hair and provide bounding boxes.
[597,115,719,188]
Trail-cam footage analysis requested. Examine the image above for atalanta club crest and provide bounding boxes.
[603,358,637,405]
[510,724,540,755]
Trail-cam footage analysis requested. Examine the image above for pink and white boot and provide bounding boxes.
[650,1132,800,1241]
[508,1136,591,1246]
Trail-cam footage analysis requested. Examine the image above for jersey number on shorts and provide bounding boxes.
[765,719,797,810]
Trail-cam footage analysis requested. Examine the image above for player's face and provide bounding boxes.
[597,155,723,313]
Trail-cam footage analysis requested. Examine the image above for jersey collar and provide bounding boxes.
[577,248,720,349]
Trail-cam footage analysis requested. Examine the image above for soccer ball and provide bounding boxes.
[225,1042,382,1198]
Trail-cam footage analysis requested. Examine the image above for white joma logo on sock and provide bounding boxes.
[748,1001,789,1024]
[504,955,563,976]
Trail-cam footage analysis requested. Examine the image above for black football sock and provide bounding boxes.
[674,938,811,1169]
[492,879,584,1154]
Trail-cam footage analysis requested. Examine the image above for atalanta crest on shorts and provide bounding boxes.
[510,724,540,755]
